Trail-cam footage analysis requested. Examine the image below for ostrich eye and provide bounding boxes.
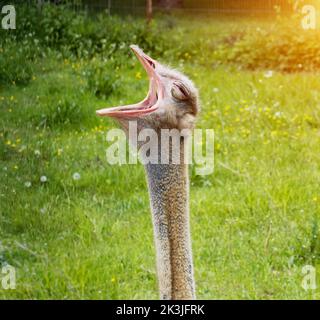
[171,81,189,101]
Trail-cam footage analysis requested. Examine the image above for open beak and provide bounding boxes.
[96,45,163,118]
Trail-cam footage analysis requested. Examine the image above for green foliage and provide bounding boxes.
[3,4,171,58]
[218,20,320,72]
[0,40,36,86]
[0,4,174,88]
[2,2,320,84]
[183,0,291,10]
[84,58,121,99]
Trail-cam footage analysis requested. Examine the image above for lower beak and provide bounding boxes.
[96,45,162,118]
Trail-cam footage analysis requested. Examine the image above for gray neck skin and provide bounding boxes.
[144,137,195,300]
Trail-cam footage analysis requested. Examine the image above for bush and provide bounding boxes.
[2,3,172,59]
[4,2,320,84]
[84,58,121,99]
[216,18,320,72]
[0,40,36,86]
[0,3,176,88]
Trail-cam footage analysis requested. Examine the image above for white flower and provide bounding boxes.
[40,175,47,183]
[34,150,41,156]
[203,180,212,187]
[73,172,81,181]
[274,111,282,118]
[19,145,27,153]
[40,207,46,214]
[264,70,273,78]
[24,181,32,188]
[213,87,219,93]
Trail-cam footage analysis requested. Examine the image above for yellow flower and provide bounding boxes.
[184,52,190,59]
[211,110,218,117]
[313,196,318,202]
[6,140,11,145]
[135,72,142,80]
[111,277,116,283]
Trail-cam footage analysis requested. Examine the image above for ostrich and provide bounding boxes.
[97,45,199,300]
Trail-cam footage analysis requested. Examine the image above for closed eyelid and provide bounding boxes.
[173,82,189,97]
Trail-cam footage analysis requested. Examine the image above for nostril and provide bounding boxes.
[146,58,155,69]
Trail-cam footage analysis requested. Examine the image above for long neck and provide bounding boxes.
[144,137,195,300]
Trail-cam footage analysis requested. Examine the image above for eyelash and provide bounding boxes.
[173,82,188,99]
[176,84,188,97]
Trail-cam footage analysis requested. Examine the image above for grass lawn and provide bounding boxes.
[0,15,320,299]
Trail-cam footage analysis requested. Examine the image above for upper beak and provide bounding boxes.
[96,45,163,118]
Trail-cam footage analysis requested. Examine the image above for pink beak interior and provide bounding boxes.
[96,45,163,118]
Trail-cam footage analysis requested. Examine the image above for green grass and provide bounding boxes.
[1,15,320,299]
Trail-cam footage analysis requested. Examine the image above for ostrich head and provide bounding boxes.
[96,45,199,132]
